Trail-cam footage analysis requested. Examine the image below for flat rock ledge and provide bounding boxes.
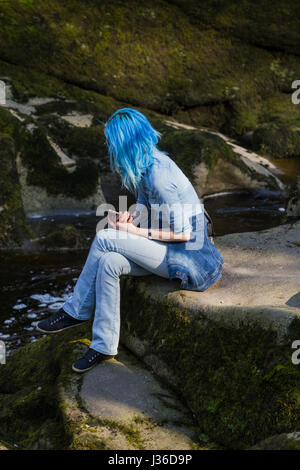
[62,346,202,450]
[0,223,299,450]
[118,221,300,448]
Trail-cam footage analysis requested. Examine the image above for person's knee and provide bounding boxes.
[100,252,124,278]
[96,228,118,249]
[96,228,116,239]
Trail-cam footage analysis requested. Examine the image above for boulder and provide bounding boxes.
[160,123,284,195]
[119,222,300,448]
[0,223,299,449]
[251,432,300,450]
[42,224,88,249]
[0,1,299,137]
[0,329,207,450]
[252,123,300,159]
[0,135,32,247]
[0,68,285,219]
[287,177,300,218]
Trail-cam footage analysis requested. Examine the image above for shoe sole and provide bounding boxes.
[72,357,115,374]
[36,321,88,334]
[72,363,98,373]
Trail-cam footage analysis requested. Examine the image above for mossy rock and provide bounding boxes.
[287,177,300,218]
[0,134,33,247]
[159,128,235,182]
[119,272,300,449]
[252,123,300,158]
[18,125,100,200]
[159,127,281,194]
[42,224,88,249]
[251,432,300,450]
[0,324,92,449]
[167,0,300,55]
[0,1,299,138]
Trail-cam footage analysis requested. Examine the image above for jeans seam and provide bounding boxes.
[109,273,120,353]
[76,270,98,317]
[95,253,119,355]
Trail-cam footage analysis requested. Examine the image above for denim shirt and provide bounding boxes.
[135,153,224,292]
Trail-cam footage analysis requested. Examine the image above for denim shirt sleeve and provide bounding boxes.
[149,169,192,235]
[135,186,150,229]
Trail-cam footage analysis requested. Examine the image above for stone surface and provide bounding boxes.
[165,120,284,194]
[118,222,300,447]
[130,222,300,343]
[287,177,300,218]
[0,135,32,247]
[177,222,300,341]
[251,432,300,450]
[80,347,198,450]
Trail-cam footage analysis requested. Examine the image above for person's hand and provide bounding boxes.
[118,211,134,223]
[108,211,136,233]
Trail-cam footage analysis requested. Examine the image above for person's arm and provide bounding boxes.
[128,223,191,242]
[109,171,192,242]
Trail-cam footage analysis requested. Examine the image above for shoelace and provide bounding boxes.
[84,349,100,363]
[50,311,66,326]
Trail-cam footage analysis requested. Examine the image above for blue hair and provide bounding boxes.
[104,108,166,194]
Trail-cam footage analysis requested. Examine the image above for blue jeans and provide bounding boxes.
[63,228,170,355]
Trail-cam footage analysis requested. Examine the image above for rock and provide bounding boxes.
[0,330,206,450]
[169,1,300,55]
[252,123,300,159]
[78,347,200,450]
[42,224,88,249]
[0,70,285,217]
[0,223,299,449]
[251,432,300,450]
[0,135,33,247]
[119,222,300,448]
[160,126,283,195]
[287,177,300,218]
[0,2,299,138]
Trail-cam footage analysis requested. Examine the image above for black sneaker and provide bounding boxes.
[72,347,114,373]
[36,308,87,334]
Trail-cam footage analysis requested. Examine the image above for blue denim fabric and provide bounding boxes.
[136,153,224,291]
[62,153,224,354]
[63,229,170,355]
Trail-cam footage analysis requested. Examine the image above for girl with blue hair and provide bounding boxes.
[37,108,224,372]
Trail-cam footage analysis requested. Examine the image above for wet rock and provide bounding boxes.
[0,330,206,450]
[0,1,299,138]
[42,224,88,249]
[0,135,33,247]
[287,177,300,218]
[160,126,283,195]
[252,123,300,159]
[251,432,300,450]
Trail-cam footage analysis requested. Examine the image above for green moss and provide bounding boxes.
[120,277,300,449]
[252,123,300,158]
[0,324,92,449]
[167,0,300,55]
[159,129,235,182]
[98,418,145,449]
[0,134,33,247]
[17,125,99,199]
[0,1,299,138]
[43,224,88,249]
[251,432,300,450]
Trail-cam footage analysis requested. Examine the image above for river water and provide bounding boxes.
[0,155,299,355]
